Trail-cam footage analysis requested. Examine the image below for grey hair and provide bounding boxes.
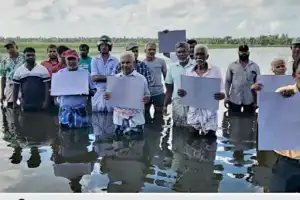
[144,41,156,50]
[175,42,189,51]
[271,57,286,70]
[120,51,135,61]
[194,44,209,55]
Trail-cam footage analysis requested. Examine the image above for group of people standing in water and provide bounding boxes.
[0,34,300,192]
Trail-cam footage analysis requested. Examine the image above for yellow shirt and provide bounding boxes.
[275,84,300,159]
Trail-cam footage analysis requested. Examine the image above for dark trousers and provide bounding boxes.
[269,155,300,192]
[228,101,256,114]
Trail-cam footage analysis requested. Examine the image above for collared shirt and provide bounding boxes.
[275,84,300,160]
[57,68,95,108]
[0,53,25,83]
[225,60,260,105]
[91,55,119,89]
[113,70,150,127]
[79,56,92,73]
[286,56,294,75]
[186,64,224,133]
[13,64,50,110]
[114,60,154,87]
[165,58,195,99]
[40,58,61,77]
[143,57,167,96]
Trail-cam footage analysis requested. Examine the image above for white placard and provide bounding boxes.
[106,76,144,109]
[51,71,89,96]
[256,75,294,92]
[258,92,300,150]
[179,75,221,110]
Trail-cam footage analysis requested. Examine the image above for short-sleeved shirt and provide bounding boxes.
[91,55,119,89]
[40,59,61,78]
[79,56,92,73]
[0,53,25,82]
[225,60,260,105]
[143,57,167,96]
[13,64,50,110]
[165,58,195,99]
[56,68,95,108]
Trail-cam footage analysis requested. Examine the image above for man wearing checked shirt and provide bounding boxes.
[0,40,25,107]
[115,42,154,86]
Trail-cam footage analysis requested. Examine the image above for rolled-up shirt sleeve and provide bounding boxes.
[91,57,99,76]
[165,67,173,84]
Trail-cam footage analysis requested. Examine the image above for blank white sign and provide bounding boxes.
[51,71,89,96]
[179,75,221,110]
[256,75,294,92]
[258,92,300,150]
[106,76,145,110]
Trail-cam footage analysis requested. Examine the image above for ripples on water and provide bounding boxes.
[0,107,278,193]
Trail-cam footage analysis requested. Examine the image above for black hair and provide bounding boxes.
[292,56,300,75]
[79,44,89,50]
[186,39,197,45]
[23,47,35,54]
[57,45,69,55]
[47,44,57,51]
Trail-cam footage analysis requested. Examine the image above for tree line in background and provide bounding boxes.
[0,34,294,45]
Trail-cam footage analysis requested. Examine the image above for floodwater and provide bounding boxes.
[0,47,290,192]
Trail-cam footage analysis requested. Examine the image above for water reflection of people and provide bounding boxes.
[52,128,97,193]
[2,108,56,168]
[171,129,220,192]
[222,111,257,151]
[101,132,148,192]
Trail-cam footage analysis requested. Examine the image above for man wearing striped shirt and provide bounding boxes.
[12,47,50,111]
[115,42,153,86]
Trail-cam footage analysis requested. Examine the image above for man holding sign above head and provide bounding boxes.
[53,50,96,129]
[91,35,119,113]
[12,47,50,111]
[103,52,150,135]
[177,44,225,137]
[163,42,195,127]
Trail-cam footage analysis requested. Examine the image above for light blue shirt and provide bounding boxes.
[57,68,95,108]
[113,70,150,126]
[90,55,119,89]
[165,58,195,99]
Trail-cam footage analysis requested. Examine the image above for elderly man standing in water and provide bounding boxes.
[225,44,260,114]
[104,51,150,135]
[143,42,167,121]
[0,40,25,107]
[177,44,225,138]
[287,38,300,75]
[164,42,195,127]
[91,35,119,112]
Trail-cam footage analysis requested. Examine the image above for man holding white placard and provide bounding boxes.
[53,50,96,129]
[104,52,150,135]
[177,44,225,137]
[268,57,300,192]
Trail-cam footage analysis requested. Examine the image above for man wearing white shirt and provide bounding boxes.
[287,38,300,75]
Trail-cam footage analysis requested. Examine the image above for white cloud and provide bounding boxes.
[0,0,299,37]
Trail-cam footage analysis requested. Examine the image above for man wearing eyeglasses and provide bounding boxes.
[0,40,25,107]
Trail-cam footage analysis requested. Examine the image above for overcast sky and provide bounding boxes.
[0,0,299,38]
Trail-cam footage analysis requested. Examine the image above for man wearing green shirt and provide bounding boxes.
[79,44,92,72]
